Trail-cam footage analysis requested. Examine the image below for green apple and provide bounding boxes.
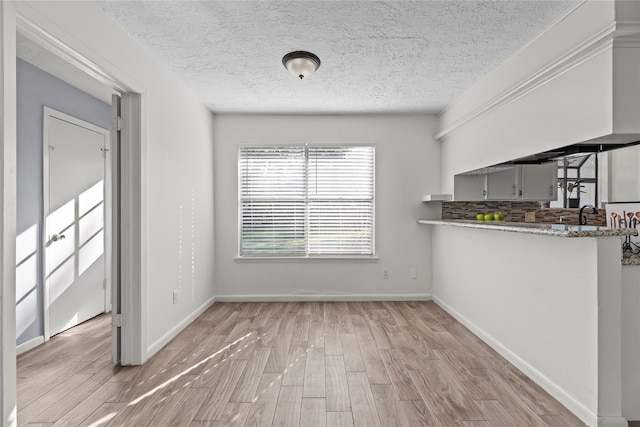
[494,213,504,221]
[484,214,494,221]
[476,213,485,221]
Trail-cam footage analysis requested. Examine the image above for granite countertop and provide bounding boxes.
[623,253,640,266]
[417,219,639,238]
[418,219,640,266]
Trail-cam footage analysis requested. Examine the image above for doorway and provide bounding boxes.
[43,108,111,338]
[13,16,145,366]
[2,6,145,425]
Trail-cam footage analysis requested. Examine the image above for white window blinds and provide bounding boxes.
[239,145,375,256]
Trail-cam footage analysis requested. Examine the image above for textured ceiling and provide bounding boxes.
[96,1,576,114]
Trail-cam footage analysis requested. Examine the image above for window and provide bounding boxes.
[552,153,598,208]
[239,145,375,257]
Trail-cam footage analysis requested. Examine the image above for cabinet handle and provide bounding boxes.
[548,185,553,197]
[483,190,487,197]
[512,184,516,196]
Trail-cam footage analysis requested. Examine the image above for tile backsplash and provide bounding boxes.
[442,201,540,222]
[442,201,607,226]
[531,208,606,226]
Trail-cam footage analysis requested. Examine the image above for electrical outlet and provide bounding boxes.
[172,290,179,304]
[409,268,417,279]
[383,268,389,279]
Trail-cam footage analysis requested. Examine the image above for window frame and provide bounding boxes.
[554,153,598,208]
[237,142,376,260]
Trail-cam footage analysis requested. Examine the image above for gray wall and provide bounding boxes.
[16,58,111,345]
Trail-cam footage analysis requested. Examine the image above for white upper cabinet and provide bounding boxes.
[454,174,486,201]
[454,164,557,202]
[521,163,558,201]
[486,167,520,200]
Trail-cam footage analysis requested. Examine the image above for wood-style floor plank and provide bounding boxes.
[378,349,422,401]
[244,373,282,427]
[51,381,123,427]
[272,386,302,427]
[230,349,271,403]
[323,325,342,356]
[325,355,351,412]
[473,400,519,426]
[193,360,248,421]
[264,334,292,374]
[326,412,354,427]
[370,384,409,427]
[211,402,252,427]
[358,339,391,385]
[281,341,307,386]
[340,334,365,372]
[18,373,93,425]
[300,398,326,427]
[347,371,382,427]
[401,399,436,427]
[291,315,310,342]
[409,364,484,423]
[153,387,211,426]
[308,320,325,349]
[80,402,125,427]
[17,302,587,427]
[302,348,325,398]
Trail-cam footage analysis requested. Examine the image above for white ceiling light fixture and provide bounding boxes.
[282,51,321,80]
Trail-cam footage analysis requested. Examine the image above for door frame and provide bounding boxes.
[42,107,111,341]
[0,2,18,425]
[12,9,146,366]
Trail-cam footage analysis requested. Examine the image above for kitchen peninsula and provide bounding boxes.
[419,219,638,239]
[420,218,638,427]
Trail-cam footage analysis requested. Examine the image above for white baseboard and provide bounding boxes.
[17,335,45,355]
[433,295,597,427]
[597,416,629,427]
[215,293,432,302]
[146,296,216,358]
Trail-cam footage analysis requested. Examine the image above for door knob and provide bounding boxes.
[51,234,66,242]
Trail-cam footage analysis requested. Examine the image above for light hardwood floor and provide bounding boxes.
[17,301,587,426]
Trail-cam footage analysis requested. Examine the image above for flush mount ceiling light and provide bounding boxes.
[282,51,321,80]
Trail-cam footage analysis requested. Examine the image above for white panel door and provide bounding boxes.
[45,110,108,337]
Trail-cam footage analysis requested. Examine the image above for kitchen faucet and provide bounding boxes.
[579,204,598,225]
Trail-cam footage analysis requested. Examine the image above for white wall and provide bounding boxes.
[11,1,216,357]
[609,145,640,203]
[622,264,640,421]
[214,114,440,300]
[431,225,625,426]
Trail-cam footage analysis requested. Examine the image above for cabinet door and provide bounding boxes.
[521,163,558,201]
[486,167,519,200]
[454,174,486,201]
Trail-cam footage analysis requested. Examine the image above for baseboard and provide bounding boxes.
[214,293,432,302]
[146,296,216,358]
[433,295,597,427]
[17,335,45,355]
[597,416,629,427]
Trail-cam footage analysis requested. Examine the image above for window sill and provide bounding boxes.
[234,256,379,263]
